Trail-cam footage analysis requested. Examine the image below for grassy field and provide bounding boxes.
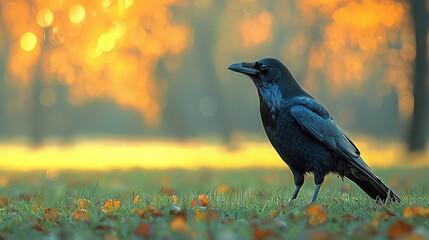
[0,167,428,239]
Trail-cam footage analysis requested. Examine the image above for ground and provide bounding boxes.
[0,168,428,239]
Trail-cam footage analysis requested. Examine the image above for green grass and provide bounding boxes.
[0,168,428,239]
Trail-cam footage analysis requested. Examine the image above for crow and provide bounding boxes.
[228,57,401,203]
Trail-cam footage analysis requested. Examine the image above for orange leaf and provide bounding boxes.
[403,206,429,218]
[251,225,276,240]
[206,209,220,221]
[134,206,162,218]
[372,212,392,226]
[133,223,151,237]
[44,208,60,221]
[32,203,41,212]
[75,199,91,210]
[170,217,189,234]
[342,214,360,222]
[33,224,45,232]
[193,209,220,222]
[221,218,234,224]
[388,219,414,239]
[307,204,328,226]
[0,196,8,208]
[168,195,178,204]
[72,210,90,222]
[133,195,141,204]
[270,210,278,218]
[310,231,341,240]
[403,233,426,240]
[190,194,209,208]
[162,187,176,195]
[102,199,122,212]
[194,209,206,222]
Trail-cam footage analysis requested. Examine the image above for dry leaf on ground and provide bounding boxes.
[307,204,328,226]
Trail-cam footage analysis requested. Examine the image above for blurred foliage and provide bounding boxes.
[0,0,425,143]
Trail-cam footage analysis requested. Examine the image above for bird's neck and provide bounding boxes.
[278,69,306,99]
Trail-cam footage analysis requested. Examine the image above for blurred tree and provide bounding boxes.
[1,0,189,143]
[408,0,428,152]
[0,19,6,137]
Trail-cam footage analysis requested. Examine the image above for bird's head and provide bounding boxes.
[228,57,303,105]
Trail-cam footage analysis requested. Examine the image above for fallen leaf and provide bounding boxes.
[190,194,209,208]
[221,218,234,224]
[251,225,276,240]
[403,206,429,218]
[134,207,162,218]
[133,223,151,237]
[33,224,45,232]
[170,206,187,219]
[194,209,206,222]
[44,208,60,222]
[342,214,360,222]
[75,199,91,210]
[72,210,90,222]
[372,212,393,226]
[168,195,179,204]
[31,203,41,212]
[388,219,414,239]
[0,196,8,208]
[403,233,427,240]
[133,195,141,204]
[170,217,189,234]
[206,209,221,221]
[307,205,328,226]
[162,187,176,195]
[94,225,112,231]
[270,210,278,218]
[102,199,121,212]
[193,209,220,222]
[310,230,341,240]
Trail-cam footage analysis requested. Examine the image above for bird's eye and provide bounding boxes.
[259,64,268,71]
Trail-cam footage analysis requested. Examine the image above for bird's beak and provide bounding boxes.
[227,62,258,76]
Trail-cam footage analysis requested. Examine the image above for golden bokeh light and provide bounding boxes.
[102,0,114,9]
[240,11,273,47]
[20,32,38,51]
[97,33,116,52]
[118,0,134,9]
[36,8,54,27]
[68,4,86,25]
[3,0,189,125]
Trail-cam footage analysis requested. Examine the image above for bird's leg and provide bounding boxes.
[311,184,321,203]
[311,174,325,203]
[289,185,302,203]
[289,170,304,203]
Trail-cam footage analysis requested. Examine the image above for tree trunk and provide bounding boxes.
[408,0,428,152]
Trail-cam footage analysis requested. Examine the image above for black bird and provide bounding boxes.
[228,57,401,203]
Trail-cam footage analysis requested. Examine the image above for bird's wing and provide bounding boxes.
[290,97,401,202]
[289,97,370,170]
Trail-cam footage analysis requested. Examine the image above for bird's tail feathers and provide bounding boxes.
[346,162,401,203]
